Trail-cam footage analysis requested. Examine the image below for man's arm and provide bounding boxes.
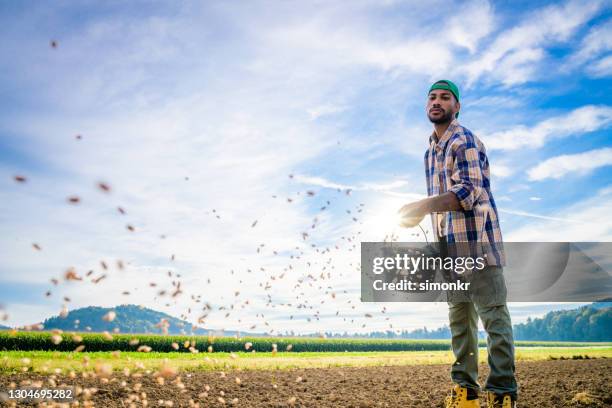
[424,191,462,212]
[399,138,484,228]
[397,192,461,228]
[447,141,484,212]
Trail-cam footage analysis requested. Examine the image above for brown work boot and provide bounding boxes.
[486,391,517,407]
[444,384,479,408]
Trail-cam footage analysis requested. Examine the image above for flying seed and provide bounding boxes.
[97,182,111,193]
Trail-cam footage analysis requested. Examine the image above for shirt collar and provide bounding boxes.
[429,118,460,150]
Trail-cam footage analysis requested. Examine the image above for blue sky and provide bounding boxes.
[0,0,611,334]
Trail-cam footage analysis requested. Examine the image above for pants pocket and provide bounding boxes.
[469,266,507,307]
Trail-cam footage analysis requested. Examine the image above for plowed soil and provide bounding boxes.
[1,358,610,407]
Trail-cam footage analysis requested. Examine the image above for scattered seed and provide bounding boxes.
[97,182,111,193]
[102,311,116,322]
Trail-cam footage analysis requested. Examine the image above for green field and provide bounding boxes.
[1,347,610,375]
[1,331,609,375]
[1,331,610,353]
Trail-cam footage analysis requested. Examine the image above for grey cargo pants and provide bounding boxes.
[447,265,518,400]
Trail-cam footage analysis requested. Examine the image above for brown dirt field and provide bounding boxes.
[1,359,610,407]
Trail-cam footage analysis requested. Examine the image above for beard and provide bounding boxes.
[427,108,454,124]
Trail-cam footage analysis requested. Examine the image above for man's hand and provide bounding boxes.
[398,215,424,228]
[397,200,428,228]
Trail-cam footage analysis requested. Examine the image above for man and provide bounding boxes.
[398,80,518,408]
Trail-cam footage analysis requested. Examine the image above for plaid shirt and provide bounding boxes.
[424,119,505,266]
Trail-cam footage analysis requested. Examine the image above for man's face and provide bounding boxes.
[426,89,459,124]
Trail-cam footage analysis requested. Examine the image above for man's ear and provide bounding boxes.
[455,101,461,118]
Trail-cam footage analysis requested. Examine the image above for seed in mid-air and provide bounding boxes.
[102,311,116,322]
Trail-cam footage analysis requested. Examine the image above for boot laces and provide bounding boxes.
[487,392,515,408]
[445,394,460,408]
[445,387,463,408]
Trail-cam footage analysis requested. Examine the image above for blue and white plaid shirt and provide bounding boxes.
[424,119,505,266]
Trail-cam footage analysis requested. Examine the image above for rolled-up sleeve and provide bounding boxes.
[448,142,484,211]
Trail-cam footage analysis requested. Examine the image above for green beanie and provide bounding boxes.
[429,79,460,118]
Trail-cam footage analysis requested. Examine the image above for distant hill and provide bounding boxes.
[40,304,262,337]
[41,304,256,337]
[41,305,197,335]
[0,324,11,331]
[513,304,611,341]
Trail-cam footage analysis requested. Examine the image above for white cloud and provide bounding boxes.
[507,184,531,193]
[586,54,612,77]
[492,47,544,86]
[499,209,584,224]
[491,163,514,178]
[462,95,523,109]
[567,18,612,65]
[505,186,612,241]
[293,174,425,199]
[293,175,352,190]
[308,104,348,120]
[527,147,612,181]
[484,105,612,151]
[563,18,612,78]
[463,0,604,86]
[446,0,496,53]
